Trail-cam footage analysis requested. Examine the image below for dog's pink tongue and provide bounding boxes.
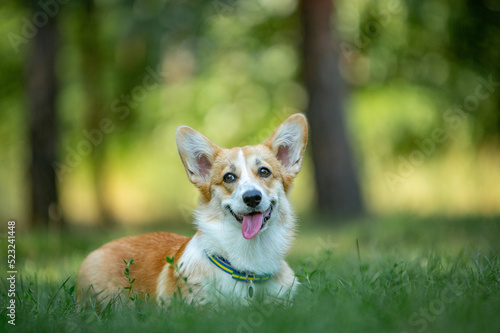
[242,213,263,239]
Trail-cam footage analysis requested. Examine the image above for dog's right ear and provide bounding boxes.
[175,126,221,187]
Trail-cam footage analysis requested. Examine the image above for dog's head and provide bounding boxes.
[175,114,308,240]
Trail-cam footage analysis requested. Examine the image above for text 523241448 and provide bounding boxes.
[7,220,16,326]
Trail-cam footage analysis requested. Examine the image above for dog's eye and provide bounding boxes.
[223,172,237,183]
[258,167,271,178]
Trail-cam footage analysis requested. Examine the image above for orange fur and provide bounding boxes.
[77,232,189,302]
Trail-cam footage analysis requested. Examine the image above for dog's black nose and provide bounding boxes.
[243,190,262,208]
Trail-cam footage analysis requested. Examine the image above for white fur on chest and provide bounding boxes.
[157,230,296,305]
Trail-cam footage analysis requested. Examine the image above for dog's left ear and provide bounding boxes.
[264,113,308,178]
[176,126,221,187]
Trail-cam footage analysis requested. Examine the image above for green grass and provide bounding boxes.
[1,215,500,332]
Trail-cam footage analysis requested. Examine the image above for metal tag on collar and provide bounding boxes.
[248,279,254,298]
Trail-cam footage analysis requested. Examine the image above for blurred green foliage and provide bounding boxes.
[0,0,499,226]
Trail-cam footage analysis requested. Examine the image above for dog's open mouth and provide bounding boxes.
[229,206,272,240]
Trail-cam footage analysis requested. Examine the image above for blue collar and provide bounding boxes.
[204,250,271,283]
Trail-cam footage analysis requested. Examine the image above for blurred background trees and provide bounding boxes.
[25,0,60,229]
[1,0,499,229]
[300,0,364,217]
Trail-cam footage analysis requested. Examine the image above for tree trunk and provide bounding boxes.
[27,2,62,228]
[299,0,364,216]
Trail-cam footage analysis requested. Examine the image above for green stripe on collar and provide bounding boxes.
[204,250,271,283]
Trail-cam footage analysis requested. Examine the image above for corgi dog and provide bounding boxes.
[77,114,308,306]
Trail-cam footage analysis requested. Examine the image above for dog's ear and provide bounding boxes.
[264,113,308,178]
[176,126,221,187]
